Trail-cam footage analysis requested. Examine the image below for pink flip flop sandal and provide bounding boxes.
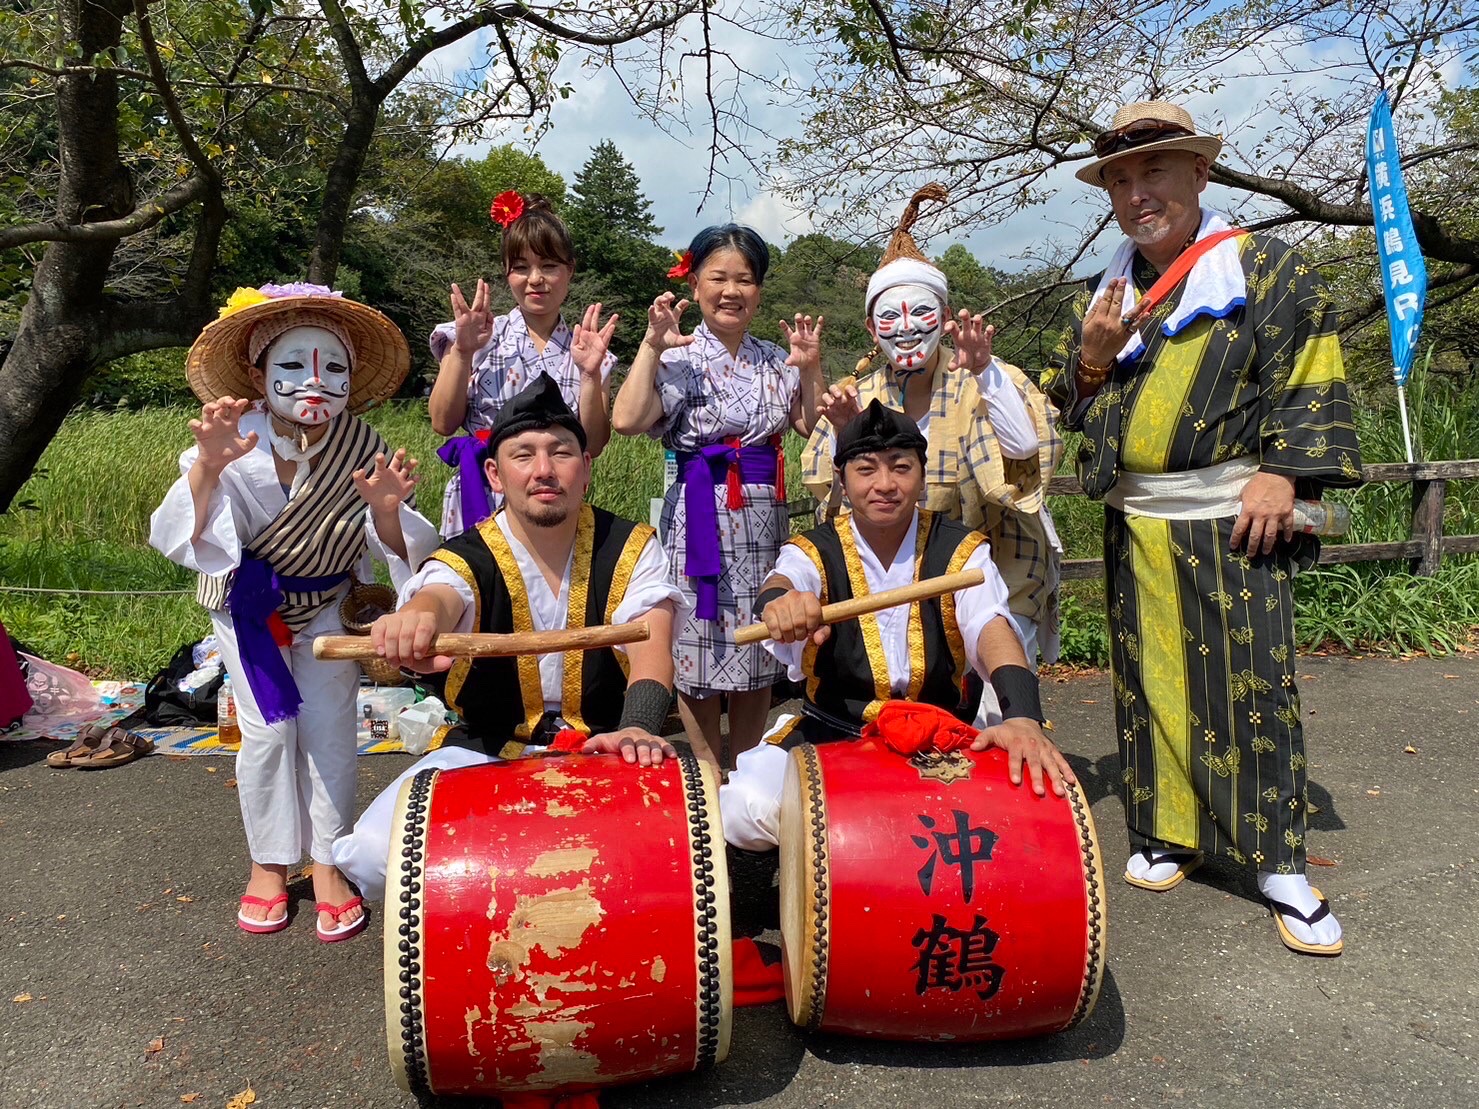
[237,893,290,934]
[315,897,368,943]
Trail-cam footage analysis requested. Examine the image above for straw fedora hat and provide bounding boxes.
[1075,100,1223,187]
[186,284,410,413]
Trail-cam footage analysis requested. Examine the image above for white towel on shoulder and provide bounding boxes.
[1088,208,1246,363]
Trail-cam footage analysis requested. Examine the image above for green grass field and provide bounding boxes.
[2,377,1475,678]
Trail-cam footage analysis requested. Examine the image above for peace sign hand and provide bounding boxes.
[572,302,619,380]
[190,398,257,473]
[945,310,995,374]
[450,279,494,355]
[643,291,695,353]
[780,313,824,373]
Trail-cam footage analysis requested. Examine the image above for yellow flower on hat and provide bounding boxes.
[217,286,271,319]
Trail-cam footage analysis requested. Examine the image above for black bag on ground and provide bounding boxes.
[143,642,223,726]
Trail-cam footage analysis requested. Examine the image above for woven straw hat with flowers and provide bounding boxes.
[186,283,410,413]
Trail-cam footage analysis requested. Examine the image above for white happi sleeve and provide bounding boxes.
[396,561,477,633]
[756,543,825,681]
[149,446,249,577]
[955,539,1021,678]
[608,532,686,641]
[979,358,1040,461]
[365,503,442,591]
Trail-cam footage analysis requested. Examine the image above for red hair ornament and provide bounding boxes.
[490,189,525,228]
[667,250,693,280]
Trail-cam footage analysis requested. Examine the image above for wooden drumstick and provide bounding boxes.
[313,622,650,660]
[733,568,985,646]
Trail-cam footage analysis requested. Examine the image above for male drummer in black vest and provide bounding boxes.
[331,377,687,899]
[720,400,1074,852]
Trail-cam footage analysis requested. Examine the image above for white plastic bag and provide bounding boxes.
[397,696,449,756]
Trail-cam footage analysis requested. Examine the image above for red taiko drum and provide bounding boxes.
[779,739,1105,1041]
[385,750,731,1098]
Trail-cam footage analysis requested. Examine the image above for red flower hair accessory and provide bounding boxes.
[666,250,693,280]
[490,190,525,228]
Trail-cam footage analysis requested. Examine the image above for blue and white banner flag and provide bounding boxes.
[1366,90,1427,386]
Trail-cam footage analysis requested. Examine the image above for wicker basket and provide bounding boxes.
[339,579,405,686]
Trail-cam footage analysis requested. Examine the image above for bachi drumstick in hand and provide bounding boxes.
[313,623,650,660]
[734,569,984,646]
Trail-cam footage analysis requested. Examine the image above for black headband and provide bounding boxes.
[833,399,927,469]
[488,375,588,454]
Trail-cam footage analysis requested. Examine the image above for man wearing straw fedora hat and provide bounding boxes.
[1041,100,1362,956]
[802,185,1065,678]
[151,283,439,941]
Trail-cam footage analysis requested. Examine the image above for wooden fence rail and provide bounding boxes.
[792,459,1479,581]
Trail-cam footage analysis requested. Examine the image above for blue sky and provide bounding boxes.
[427,9,1468,274]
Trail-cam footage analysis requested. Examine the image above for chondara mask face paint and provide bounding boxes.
[263,325,351,426]
[871,284,943,374]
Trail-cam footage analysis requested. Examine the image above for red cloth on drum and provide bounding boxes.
[732,937,785,1007]
[547,728,588,753]
[861,700,978,757]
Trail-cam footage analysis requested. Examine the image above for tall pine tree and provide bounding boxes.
[565,141,673,355]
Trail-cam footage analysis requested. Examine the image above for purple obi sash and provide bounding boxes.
[436,432,493,530]
[675,435,784,622]
[226,555,349,724]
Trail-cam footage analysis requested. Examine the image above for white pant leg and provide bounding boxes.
[286,615,363,864]
[332,747,495,900]
[212,612,305,865]
[720,730,793,851]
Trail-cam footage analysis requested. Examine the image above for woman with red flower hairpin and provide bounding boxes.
[429,192,619,537]
[613,224,825,768]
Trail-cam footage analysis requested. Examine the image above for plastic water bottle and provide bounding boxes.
[1291,499,1350,537]
[216,675,241,748]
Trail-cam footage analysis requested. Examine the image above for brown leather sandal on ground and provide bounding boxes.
[45,723,111,769]
[74,727,154,769]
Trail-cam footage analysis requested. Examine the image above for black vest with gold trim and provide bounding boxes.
[428,504,654,755]
[779,509,985,745]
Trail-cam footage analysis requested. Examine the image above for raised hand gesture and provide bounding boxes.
[450,279,494,355]
[571,302,619,380]
[642,291,695,352]
[1077,277,1149,392]
[816,377,862,431]
[190,398,257,473]
[780,313,824,373]
[352,449,420,516]
[945,310,996,374]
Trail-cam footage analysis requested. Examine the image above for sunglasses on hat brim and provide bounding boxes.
[1092,120,1195,158]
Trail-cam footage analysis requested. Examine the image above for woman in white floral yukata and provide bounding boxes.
[613,225,824,767]
[429,191,619,537]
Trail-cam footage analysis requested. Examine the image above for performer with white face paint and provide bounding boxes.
[801,185,1066,693]
[150,283,439,943]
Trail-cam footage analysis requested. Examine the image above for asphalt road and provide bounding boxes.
[3,654,1476,1108]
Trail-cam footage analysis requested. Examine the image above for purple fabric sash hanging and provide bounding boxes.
[226,555,350,724]
[437,433,493,529]
[675,439,780,622]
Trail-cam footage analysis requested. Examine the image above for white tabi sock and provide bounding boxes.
[1125,846,1200,884]
[1258,871,1343,949]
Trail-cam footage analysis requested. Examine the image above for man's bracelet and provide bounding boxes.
[1077,355,1112,377]
[990,664,1046,723]
[618,678,673,736]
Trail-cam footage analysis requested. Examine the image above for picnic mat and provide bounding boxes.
[138,725,415,757]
